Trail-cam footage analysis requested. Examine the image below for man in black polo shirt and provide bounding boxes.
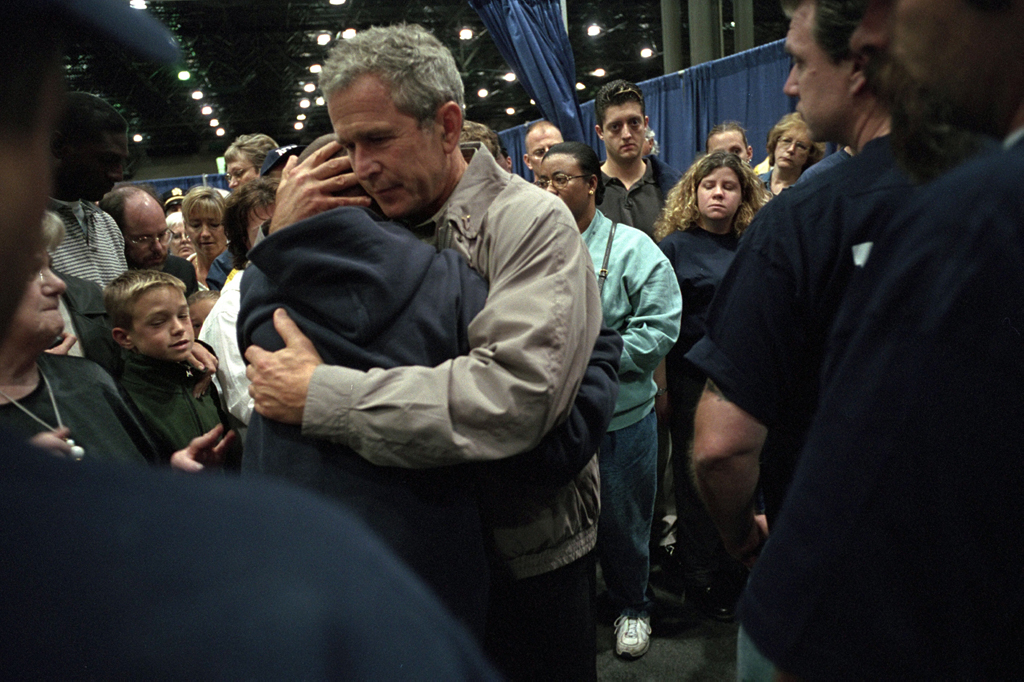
[594,80,680,239]
[732,0,1024,678]
[687,0,901,571]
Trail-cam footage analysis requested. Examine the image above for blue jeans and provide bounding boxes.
[597,410,658,616]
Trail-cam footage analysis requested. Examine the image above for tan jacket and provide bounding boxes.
[303,145,604,577]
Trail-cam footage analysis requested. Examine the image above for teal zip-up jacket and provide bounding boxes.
[581,210,681,431]
[119,352,232,465]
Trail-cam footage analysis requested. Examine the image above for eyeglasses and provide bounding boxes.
[226,166,255,183]
[534,173,591,191]
[128,229,172,247]
[777,136,810,153]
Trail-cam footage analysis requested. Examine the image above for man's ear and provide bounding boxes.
[437,101,463,154]
[848,53,868,97]
[523,153,533,171]
[111,327,135,351]
[595,123,605,141]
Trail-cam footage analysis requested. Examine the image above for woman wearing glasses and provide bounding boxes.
[654,150,767,622]
[759,112,825,196]
[537,142,682,661]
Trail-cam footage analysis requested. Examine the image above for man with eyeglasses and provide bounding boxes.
[521,119,564,177]
[594,80,681,240]
[100,185,198,297]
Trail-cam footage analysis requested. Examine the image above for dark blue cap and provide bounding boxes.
[13,0,180,64]
[260,145,305,176]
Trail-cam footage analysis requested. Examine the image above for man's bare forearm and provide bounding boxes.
[691,380,768,559]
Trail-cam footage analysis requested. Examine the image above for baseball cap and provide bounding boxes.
[12,0,180,64]
[260,145,306,176]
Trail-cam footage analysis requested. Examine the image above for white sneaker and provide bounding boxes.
[613,614,651,659]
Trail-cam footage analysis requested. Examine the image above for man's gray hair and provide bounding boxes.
[319,24,464,124]
[780,0,868,63]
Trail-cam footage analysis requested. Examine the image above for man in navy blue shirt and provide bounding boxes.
[687,0,902,569]
[734,0,1024,678]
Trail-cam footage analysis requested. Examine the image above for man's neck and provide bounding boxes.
[602,155,646,189]
[847,100,892,154]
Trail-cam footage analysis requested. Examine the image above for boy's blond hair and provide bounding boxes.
[104,269,187,330]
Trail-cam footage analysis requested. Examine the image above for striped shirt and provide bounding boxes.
[49,199,127,287]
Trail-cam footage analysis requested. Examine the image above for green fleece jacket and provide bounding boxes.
[119,352,235,466]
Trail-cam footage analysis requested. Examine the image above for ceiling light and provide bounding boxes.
[297,114,307,121]
[191,90,203,100]
[132,134,143,142]
[295,122,305,130]
[216,128,225,137]
[303,83,316,93]
[505,107,516,115]
[209,119,219,127]
[529,99,536,105]
[315,96,325,106]
[177,70,190,81]
[576,82,585,91]
[329,0,346,4]
[592,68,606,77]
[477,88,488,98]
[587,24,601,37]
[460,28,473,40]
[342,28,357,39]
[299,99,311,108]
[640,47,654,59]
[317,32,332,45]
[503,72,516,82]
[310,64,322,74]
[129,0,147,8]
[201,105,213,115]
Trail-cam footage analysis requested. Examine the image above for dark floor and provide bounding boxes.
[596,562,739,682]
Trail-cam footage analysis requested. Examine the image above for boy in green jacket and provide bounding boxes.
[105,269,238,470]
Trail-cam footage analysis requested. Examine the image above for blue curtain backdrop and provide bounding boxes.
[469,0,587,142]
[501,39,793,179]
[135,173,229,197]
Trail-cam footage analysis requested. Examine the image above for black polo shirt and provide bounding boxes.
[686,136,911,525]
[598,159,664,238]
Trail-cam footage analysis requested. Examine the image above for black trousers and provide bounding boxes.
[484,551,597,682]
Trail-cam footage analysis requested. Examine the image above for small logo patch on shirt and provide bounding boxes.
[851,242,873,267]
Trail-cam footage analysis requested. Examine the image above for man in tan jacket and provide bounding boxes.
[245,23,609,681]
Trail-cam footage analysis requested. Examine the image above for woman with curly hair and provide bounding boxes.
[654,150,767,623]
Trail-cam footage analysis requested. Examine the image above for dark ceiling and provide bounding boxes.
[63,0,788,169]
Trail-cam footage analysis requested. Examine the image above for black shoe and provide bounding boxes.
[686,575,741,623]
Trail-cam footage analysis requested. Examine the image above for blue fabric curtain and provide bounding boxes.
[137,173,229,197]
[679,39,794,168]
[500,39,793,178]
[469,0,586,142]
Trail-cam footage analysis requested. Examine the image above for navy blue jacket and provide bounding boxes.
[239,206,620,633]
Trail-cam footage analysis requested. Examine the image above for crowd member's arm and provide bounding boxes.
[486,324,622,486]
[692,380,769,568]
[617,243,681,377]
[169,423,237,473]
[185,342,218,398]
[198,288,253,425]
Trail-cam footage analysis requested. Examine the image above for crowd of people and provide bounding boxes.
[1,0,1022,678]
